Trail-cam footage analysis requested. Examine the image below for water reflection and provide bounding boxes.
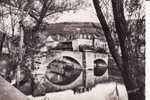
[27,67,128,100]
[29,82,128,100]
[45,56,82,85]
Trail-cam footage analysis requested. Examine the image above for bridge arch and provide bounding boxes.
[45,51,83,67]
[94,59,107,65]
[45,55,83,90]
[94,59,108,76]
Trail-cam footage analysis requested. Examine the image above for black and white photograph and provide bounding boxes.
[0,0,146,100]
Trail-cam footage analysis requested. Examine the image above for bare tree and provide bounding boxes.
[0,5,7,56]
[0,0,83,45]
[0,0,84,60]
[0,0,85,92]
[0,33,6,56]
[92,0,145,100]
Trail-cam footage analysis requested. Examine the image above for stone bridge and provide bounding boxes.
[32,50,109,96]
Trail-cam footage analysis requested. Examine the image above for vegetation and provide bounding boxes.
[0,0,145,100]
[0,0,84,87]
[92,0,145,100]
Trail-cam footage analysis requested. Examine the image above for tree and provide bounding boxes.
[0,33,6,56]
[0,0,85,94]
[92,0,145,100]
[0,0,84,46]
[0,7,6,56]
[0,0,84,59]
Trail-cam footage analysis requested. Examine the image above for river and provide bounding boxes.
[29,82,128,100]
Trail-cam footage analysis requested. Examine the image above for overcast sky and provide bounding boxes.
[47,0,145,23]
[55,9,99,23]
[0,0,145,35]
[48,0,99,23]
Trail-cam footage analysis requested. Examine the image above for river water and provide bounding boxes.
[29,73,128,100]
[29,82,128,100]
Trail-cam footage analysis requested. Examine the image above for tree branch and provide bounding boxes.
[92,0,123,71]
[111,0,139,93]
[33,0,49,32]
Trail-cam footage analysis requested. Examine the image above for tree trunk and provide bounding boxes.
[111,0,143,100]
[0,33,6,56]
[92,0,144,99]
[16,21,24,88]
[92,0,123,71]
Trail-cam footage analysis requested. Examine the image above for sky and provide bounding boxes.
[47,0,99,23]
[0,0,99,35]
[0,0,145,35]
[54,9,99,23]
[51,0,145,23]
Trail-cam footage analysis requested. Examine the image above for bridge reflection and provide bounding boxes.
[18,67,108,97]
[29,82,128,100]
[0,51,109,97]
